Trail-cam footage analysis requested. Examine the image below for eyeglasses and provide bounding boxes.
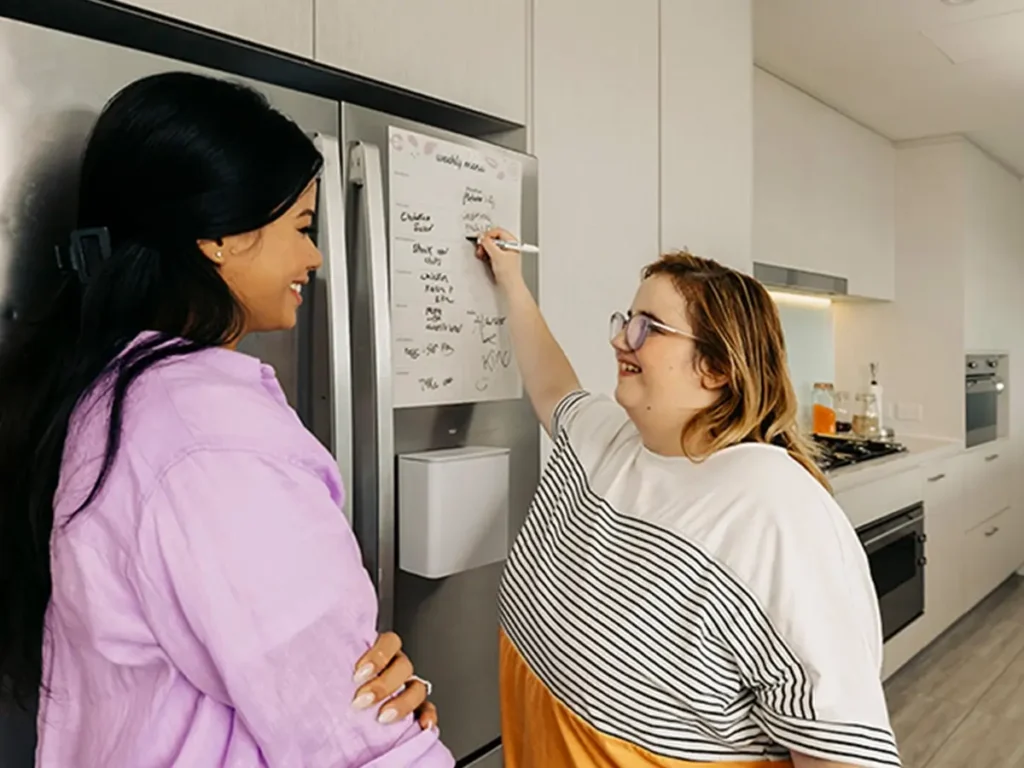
[609,311,698,351]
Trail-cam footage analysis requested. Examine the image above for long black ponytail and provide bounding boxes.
[0,72,323,707]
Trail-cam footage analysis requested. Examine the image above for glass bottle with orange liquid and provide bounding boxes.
[812,382,837,435]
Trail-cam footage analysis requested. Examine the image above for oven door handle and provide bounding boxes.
[861,516,922,552]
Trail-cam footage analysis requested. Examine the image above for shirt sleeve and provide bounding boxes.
[130,447,454,768]
[721,490,900,768]
[551,390,633,462]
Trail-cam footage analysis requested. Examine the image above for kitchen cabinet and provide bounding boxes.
[116,0,314,57]
[961,443,1012,534]
[883,448,1024,679]
[920,455,964,641]
[314,0,527,123]
[964,144,1024,354]
[531,0,659,394]
[659,1,752,274]
[961,506,1022,613]
[753,68,895,300]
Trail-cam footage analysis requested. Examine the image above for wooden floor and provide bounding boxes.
[886,576,1024,767]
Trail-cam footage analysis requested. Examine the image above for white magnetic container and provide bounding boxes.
[397,446,511,579]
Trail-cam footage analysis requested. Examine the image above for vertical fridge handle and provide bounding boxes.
[349,141,396,630]
[313,134,354,526]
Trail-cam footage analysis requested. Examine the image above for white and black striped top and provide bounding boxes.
[499,391,901,767]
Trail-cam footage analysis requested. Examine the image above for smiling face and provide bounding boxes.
[200,180,321,336]
[612,273,724,454]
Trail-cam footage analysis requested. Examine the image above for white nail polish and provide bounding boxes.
[352,693,375,710]
[378,708,398,724]
[353,664,374,685]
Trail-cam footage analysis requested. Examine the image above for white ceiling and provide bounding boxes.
[754,0,1024,176]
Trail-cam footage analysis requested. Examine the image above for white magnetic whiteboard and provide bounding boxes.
[388,127,523,408]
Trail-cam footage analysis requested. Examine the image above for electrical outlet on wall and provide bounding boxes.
[896,402,924,422]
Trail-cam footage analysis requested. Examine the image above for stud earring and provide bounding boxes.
[215,251,223,262]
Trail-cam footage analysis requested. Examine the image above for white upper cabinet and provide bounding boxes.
[314,0,527,123]
[660,1,753,274]
[963,143,1024,353]
[754,68,895,300]
[531,0,660,393]
[118,0,314,58]
[754,69,832,278]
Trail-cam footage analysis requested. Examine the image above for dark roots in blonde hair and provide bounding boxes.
[642,252,830,492]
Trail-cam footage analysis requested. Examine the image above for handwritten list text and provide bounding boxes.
[388,127,523,407]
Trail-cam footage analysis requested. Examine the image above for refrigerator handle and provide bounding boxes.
[313,134,355,526]
[349,141,396,630]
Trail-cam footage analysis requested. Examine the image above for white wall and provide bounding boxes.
[774,297,835,428]
[660,0,752,273]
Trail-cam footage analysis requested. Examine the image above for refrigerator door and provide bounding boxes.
[343,104,539,762]
[0,17,350,762]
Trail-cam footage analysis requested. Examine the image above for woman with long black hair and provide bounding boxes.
[0,72,452,767]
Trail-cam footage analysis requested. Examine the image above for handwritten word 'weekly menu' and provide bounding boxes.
[388,127,524,408]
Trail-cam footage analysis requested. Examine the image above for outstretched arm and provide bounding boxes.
[476,227,580,435]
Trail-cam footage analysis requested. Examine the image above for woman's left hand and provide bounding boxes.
[351,631,439,730]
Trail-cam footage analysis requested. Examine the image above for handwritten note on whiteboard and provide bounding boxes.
[388,127,523,409]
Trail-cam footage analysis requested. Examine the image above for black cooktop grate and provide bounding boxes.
[812,434,907,472]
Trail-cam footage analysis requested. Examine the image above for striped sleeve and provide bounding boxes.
[550,390,632,458]
[725,493,900,768]
[550,389,592,436]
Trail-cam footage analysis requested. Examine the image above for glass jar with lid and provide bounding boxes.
[853,392,880,438]
[811,382,837,435]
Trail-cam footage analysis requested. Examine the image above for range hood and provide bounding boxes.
[753,262,848,297]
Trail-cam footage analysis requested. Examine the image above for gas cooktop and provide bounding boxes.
[812,434,907,472]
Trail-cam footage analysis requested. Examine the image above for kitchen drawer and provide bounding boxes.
[962,447,1011,532]
[922,454,964,521]
[962,506,1019,612]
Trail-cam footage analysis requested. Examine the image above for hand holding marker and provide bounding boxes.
[466,235,540,254]
[470,227,538,289]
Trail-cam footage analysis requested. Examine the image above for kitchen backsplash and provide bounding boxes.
[772,295,836,429]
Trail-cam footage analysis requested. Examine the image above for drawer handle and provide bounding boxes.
[927,473,946,482]
[985,526,1000,537]
[986,454,1000,462]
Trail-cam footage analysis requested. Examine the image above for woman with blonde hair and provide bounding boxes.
[474,229,900,768]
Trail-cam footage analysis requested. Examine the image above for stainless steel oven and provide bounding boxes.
[858,503,925,642]
[966,354,1006,448]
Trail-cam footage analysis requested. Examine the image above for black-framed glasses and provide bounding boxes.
[609,311,698,351]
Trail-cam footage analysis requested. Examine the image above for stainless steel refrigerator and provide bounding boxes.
[0,15,538,767]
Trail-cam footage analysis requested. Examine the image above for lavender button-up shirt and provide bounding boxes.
[36,336,454,767]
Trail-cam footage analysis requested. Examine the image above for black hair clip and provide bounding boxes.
[55,227,112,284]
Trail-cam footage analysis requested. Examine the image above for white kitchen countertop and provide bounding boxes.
[827,435,963,493]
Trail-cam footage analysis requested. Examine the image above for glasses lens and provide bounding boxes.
[626,315,649,351]
[609,312,625,341]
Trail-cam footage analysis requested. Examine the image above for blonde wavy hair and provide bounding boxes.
[642,252,830,492]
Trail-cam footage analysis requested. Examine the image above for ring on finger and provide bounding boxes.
[408,674,432,697]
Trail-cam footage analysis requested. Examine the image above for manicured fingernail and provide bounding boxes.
[353,664,374,685]
[378,708,398,724]
[352,692,375,710]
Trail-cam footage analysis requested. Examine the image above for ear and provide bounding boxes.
[698,360,729,391]
[197,238,225,266]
